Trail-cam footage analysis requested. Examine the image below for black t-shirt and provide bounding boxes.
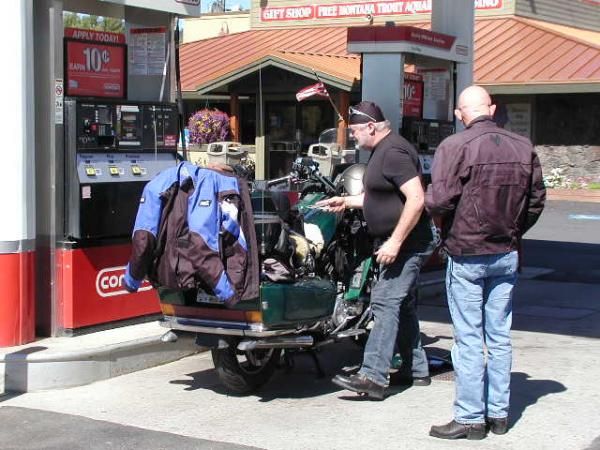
[363,132,433,249]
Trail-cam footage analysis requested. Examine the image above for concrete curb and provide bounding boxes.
[0,332,199,393]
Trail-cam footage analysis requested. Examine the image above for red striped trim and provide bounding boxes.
[0,251,35,347]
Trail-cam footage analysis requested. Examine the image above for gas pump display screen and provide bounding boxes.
[427,122,441,149]
[71,101,178,153]
[77,103,116,150]
[401,117,454,153]
[117,105,143,149]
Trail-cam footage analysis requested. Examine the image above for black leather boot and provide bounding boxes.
[332,373,385,400]
[429,420,487,440]
[389,373,432,386]
[486,417,509,435]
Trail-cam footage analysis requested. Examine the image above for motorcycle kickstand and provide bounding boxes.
[308,349,326,379]
[282,350,295,373]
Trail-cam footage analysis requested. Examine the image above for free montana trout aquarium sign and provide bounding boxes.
[261,0,502,21]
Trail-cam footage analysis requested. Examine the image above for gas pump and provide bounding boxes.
[346,0,475,163]
[401,117,455,182]
[64,101,178,240]
[45,1,200,336]
[59,99,179,332]
[347,10,475,270]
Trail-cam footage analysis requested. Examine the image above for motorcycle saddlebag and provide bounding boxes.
[260,277,336,328]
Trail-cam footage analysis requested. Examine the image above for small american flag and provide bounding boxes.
[296,82,329,102]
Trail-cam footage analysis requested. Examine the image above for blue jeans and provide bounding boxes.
[446,251,518,424]
[359,243,434,386]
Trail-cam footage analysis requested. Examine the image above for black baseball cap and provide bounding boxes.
[348,101,386,124]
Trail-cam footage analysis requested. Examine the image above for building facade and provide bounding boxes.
[181,0,600,180]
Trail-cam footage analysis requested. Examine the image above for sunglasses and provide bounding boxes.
[348,106,377,123]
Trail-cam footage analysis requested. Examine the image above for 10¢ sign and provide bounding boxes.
[65,29,126,99]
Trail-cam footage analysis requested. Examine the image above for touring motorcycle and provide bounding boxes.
[156,151,377,394]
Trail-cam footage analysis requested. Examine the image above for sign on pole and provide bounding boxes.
[55,78,64,124]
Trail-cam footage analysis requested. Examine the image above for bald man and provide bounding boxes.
[426,86,546,440]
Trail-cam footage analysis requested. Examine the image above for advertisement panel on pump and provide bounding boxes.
[403,73,423,118]
[64,28,127,99]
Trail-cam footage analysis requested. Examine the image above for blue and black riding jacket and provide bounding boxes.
[124,162,259,306]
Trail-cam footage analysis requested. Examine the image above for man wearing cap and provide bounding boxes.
[316,101,437,400]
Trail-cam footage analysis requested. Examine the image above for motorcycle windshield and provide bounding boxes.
[317,127,356,148]
[311,127,357,179]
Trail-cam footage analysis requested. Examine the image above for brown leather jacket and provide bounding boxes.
[425,116,546,256]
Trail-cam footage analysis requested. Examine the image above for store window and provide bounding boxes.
[301,103,334,150]
[266,102,297,142]
[535,94,600,145]
[265,100,335,177]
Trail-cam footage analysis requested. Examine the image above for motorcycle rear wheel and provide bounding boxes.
[211,340,282,394]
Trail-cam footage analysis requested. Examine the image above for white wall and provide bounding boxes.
[183,12,250,42]
[0,0,35,247]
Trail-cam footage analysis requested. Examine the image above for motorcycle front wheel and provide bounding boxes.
[211,339,282,394]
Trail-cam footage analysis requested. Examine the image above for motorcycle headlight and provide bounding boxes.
[341,163,366,196]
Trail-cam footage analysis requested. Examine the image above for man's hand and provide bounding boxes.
[375,237,402,266]
[315,196,346,213]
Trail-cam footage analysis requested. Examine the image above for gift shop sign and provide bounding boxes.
[64,28,127,98]
[261,0,502,21]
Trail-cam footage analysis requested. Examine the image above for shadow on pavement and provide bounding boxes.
[584,435,600,450]
[169,342,364,400]
[169,338,456,400]
[521,240,600,273]
[510,372,567,428]
[0,392,21,403]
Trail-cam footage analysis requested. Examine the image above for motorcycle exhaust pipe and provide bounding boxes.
[334,329,366,340]
[237,335,314,351]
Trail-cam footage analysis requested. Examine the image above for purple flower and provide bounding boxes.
[188,108,230,144]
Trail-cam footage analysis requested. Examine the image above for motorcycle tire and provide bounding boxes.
[211,342,282,394]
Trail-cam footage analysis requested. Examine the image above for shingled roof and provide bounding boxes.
[179,16,600,95]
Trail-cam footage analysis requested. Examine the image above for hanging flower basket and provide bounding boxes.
[188,108,230,144]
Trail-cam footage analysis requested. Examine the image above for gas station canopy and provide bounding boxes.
[64,0,201,16]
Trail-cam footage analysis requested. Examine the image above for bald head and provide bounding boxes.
[455,85,496,126]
